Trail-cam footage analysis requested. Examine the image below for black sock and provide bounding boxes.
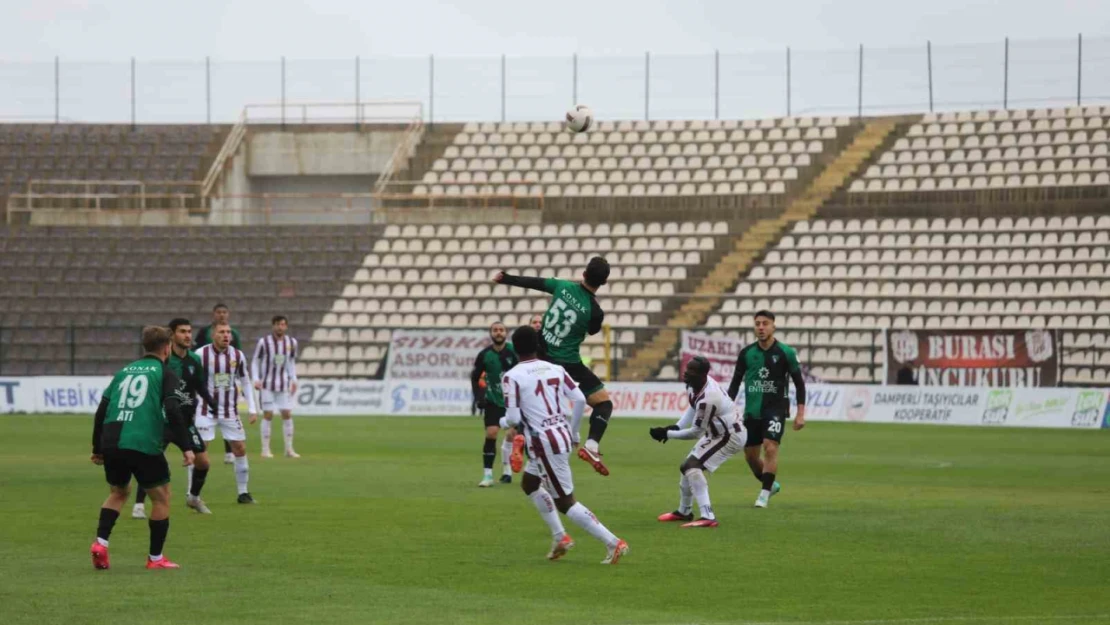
[752,467,764,482]
[761,472,776,492]
[587,400,613,444]
[482,439,496,469]
[135,487,147,504]
[190,468,209,497]
[97,507,120,542]
[223,440,232,453]
[148,518,169,558]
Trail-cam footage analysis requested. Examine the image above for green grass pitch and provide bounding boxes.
[1,415,1109,625]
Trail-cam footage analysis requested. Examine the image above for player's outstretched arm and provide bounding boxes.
[492,271,554,293]
[666,404,707,441]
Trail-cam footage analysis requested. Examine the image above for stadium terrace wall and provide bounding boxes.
[1,377,1107,430]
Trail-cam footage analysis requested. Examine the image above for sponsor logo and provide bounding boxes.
[981,389,1012,425]
[1072,390,1103,428]
[391,385,408,413]
[844,387,871,421]
[890,330,918,364]
[0,380,20,411]
[748,366,777,394]
[1024,330,1054,363]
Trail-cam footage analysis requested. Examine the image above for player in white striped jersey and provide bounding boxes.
[499,325,629,565]
[649,356,747,528]
[252,315,300,459]
[193,323,259,505]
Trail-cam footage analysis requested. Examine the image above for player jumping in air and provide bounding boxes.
[470,321,521,487]
[493,257,613,476]
[727,310,807,509]
[500,326,629,564]
[194,323,259,504]
[253,315,300,459]
[650,356,746,527]
[90,326,194,570]
[133,318,218,518]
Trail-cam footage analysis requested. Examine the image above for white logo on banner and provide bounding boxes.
[1025,330,1054,363]
[890,330,919,364]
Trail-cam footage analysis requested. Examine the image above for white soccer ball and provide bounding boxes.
[565,105,593,133]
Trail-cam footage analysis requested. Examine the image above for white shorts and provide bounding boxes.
[524,443,574,498]
[689,425,747,474]
[195,415,247,443]
[260,390,294,412]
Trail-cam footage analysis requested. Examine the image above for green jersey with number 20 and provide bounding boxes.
[539,278,604,364]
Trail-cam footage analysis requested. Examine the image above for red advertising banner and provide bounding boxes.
[885,329,1058,387]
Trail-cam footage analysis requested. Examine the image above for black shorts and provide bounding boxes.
[558,361,605,396]
[743,413,787,447]
[161,424,206,454]
[103,449,171,490]
[484,404,507,428]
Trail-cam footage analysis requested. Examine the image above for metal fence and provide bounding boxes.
[1,35,1108,125]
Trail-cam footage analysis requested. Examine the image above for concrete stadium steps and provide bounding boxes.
[620,119,898,379]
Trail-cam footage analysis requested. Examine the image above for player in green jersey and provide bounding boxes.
[470,321,521,487]
[90,326,194,571]
[195,303,242,464]
[494,256,614,476]
[727,310,807,509]
[132,318,219,518]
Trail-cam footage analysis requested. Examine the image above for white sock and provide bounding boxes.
[686,468,715,520]
[96,537,109,547]
[149,553,163,562]
[678,474,694,515]
[261,419,272,452]
[483,468,493,478]
[282,418,294,451]
[565,502,619,548]
[528,488,566,538]
[500,436,513,475]
[234,456,250,495]
[584,439,599,453]
[760,489,771,499]
[187,465,194,494]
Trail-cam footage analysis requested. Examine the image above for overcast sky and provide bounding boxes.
[0,0,1107,122]
[2,0,1107,59]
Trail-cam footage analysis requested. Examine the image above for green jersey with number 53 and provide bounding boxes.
[538,278,604,363]
[499,274,604,364]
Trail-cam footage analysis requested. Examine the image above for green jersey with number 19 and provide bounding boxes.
[539,278,604,364]
[98,357,179,455]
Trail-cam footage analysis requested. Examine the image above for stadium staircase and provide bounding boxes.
[620,119,899,379]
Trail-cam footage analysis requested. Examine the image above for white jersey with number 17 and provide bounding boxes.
[500,358,587,455]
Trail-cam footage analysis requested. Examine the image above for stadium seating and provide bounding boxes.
[849,107,1110,193]
[705,215,1110,384]
[303,220,731,379]
[413,117,850,197]
[0,225,376,376]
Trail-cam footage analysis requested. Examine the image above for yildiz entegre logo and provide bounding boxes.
[748,367,777,394]
[981,389,1012,425]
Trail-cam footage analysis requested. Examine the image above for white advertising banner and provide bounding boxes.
[385,329,490,381]
[1,376,1106,429]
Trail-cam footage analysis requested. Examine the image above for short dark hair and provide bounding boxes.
[213,303,229,312]
[511,325,538,357]
[754,310,776,322]
[141,326,172,354]
[686,355,712,376]
[272,315,288,325]
[489,320,506,330]
[168,318,191,332]
[584,256,610,287]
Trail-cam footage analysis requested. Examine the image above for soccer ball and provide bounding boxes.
[565,105,593,133]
